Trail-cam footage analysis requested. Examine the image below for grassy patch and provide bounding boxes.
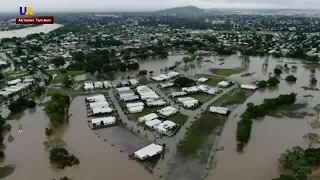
[50,70,85,84]
[196,74,223,86]
[189,93,215,103]
[4,70,28,76]
[267,103,308,118]
[128,106,163,121]
[46,88,61,96]
[210,68,244,76]
[169,113,188,126]
[211,88,247,106]
[178,111,226,157]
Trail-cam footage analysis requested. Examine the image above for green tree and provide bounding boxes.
[292,166,311,180]
[268,77,280,86]
[285,75,297,82]
[257,80,268,88]
[62,76,72,88]
[303,133,320,148]
[44,139,66,151]
[273,174,296,180]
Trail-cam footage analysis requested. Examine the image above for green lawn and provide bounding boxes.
[189,93,215,103]
[46,88,62,96]
[169,113,188,126]
[210,68,244,76]
[178,111,226,157]
[50,70,85,84]
[196,74,223,86]
[211,88,247,106]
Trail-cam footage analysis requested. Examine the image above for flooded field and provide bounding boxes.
[114,54,243,79]
[2,96,155,180]
[206,56,320,180]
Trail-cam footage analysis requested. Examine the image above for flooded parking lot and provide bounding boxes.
[94,125,151,154]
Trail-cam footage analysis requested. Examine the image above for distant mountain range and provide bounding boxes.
[155,6,205,15]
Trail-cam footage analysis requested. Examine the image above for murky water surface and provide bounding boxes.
[2,97,155,180]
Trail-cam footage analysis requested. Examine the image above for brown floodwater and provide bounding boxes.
[207,56,320,180]
[2,96,155,180]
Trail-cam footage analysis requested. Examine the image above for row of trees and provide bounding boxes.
[257,76,280,88]
[274,145,320,180]
[44,93,70,126]
[8,98,36,113]
[237,93,297,151]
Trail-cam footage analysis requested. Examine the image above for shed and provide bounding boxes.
[134,143,163,160]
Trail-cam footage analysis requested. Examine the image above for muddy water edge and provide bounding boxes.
[2,96,155,180]
[207,56,320,180]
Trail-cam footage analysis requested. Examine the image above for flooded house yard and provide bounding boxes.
[2,54,320,180]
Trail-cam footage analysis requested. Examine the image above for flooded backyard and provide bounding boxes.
[1,96,155,180]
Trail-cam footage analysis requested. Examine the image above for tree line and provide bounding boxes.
[237,93,297,151]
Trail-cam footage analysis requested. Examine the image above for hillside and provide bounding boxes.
[155,6,205,15]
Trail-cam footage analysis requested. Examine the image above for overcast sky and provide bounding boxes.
[2,0,319,12]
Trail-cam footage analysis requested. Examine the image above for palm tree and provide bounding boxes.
[44,139,66,150]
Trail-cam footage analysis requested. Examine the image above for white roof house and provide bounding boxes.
[146,99,167,107]
[103,81,112,88]
[241,84,257,90]
[92,107,113,115]
[218,81,230,87]
[170,91,187,97]
[182,99,199,108]
[129,79,139,86]
[120,93,136,99]
[160,83,174,88]
[128,106,144,113]
[89,101,109,109]
[91,117,116,126]
[8,79,22,86]
[145,119,162,128]
[138,113,158,123]
[167,71,179,78]
[141,94,160,100]
[84,82,94,90]
[158,106,178,117]
[86,94,106,103]
[134,143,163,160]
[198,77,209,83]
[156,120,177,135]
[210,106,229,115]
[122,95,140,102]
[177,97,196,103]
[117,87,131,93]
[94,81,104,89]
[182,86,200,93]
[126,102,144,109]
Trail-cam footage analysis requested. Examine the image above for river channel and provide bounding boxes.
[0,24,62,39]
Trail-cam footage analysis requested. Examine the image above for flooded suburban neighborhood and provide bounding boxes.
[1,7,320,180]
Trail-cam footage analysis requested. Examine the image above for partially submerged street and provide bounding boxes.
[1,7,320,180]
